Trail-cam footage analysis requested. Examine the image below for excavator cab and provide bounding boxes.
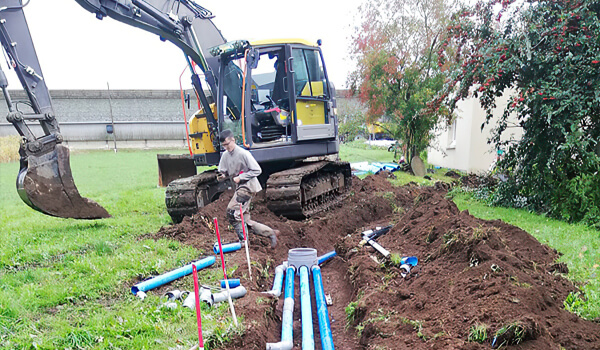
[187,39,337,162]
[239,40,336,147]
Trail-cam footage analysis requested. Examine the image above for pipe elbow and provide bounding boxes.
[265,340,293,350]
[263,289,282,297]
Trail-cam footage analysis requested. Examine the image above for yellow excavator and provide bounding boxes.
[1,0,351,222]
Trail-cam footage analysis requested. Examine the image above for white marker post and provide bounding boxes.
[239,204,252,281]
[213,217,238,326]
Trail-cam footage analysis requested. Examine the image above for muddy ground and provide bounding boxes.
[152,173,600,349]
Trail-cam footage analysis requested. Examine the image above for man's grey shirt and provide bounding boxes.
[218,145,262,193]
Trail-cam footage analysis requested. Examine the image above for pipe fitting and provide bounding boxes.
[211,286,247,306]
[264,264,286,297]
[265,340,293,350]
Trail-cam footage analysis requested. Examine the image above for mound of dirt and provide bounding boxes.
[150,173,600,349]
[339,189,600,349]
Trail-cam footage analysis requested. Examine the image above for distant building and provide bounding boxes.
[428,94,523,174]
[1,89,356,150]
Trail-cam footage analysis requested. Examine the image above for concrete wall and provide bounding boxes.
[428,93,523,174]
[0,89,202,123]
[0,89,355,150]
[0,121,188,149]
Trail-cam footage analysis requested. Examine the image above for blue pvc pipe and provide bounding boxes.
[282,266,295,344]
[213,241,242,254]
[317,250,337,265]
[266,266,295,350]
[220,279,241,288]
[266,264,285,297]
[131,256,215,294]
[300,266,315,350]
[312,265,335,350]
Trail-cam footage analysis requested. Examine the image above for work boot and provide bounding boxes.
[234,223,245,241]
[270,230,279,249]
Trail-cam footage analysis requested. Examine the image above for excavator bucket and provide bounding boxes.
[157,154,197,187]
[17,144,110,219]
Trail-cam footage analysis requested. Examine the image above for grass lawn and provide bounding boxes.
[0,149,238,349]
[0,143,597,349]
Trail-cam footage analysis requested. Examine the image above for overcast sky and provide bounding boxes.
[4,0,363,90]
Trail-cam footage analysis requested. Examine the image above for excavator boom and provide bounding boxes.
[0,1,109,219]
[0,0,225,219]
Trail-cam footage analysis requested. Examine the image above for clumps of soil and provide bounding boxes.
[460,173,498,188]
[445,170,461,179]
[340,188,600,349]
[150,172,600,349]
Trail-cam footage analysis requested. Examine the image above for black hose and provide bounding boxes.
[3,0,31,10]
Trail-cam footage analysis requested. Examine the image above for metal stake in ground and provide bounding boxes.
[239,204,252,281]
[213,217,239,326]
[106,82,118,153]
[192,264,204,350]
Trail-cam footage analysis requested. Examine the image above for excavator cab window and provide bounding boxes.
[291,48,332,131]
[221,59,245,142]
[247,47,291,144]
[291,49,327,99]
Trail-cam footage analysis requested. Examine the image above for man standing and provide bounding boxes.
[218,129,278,248]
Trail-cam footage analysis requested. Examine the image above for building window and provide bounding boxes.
[447,119,457,149]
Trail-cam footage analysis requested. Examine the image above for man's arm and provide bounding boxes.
[238,151,262,181]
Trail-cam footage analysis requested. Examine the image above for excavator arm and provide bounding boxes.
[0,0,229,219]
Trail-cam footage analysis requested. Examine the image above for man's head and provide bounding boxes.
[219,129,236,152]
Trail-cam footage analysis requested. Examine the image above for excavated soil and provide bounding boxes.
[151,173,600,349]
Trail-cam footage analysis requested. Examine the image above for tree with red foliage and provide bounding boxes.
[349,0,455,164]
[434,0,600,227]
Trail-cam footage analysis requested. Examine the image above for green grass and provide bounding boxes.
[468,323,489,343]
[339,141,392,163]
[0,149,238,349]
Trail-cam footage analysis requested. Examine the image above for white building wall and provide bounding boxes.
[428,93,523,174]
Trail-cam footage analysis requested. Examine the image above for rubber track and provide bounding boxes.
[165,170,219,222]
[266,161,352,219]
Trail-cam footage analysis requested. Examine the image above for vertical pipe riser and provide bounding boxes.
[300,266,315,350]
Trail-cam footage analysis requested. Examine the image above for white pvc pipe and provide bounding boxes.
[211,286,247,305]
[363,234,390,257]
